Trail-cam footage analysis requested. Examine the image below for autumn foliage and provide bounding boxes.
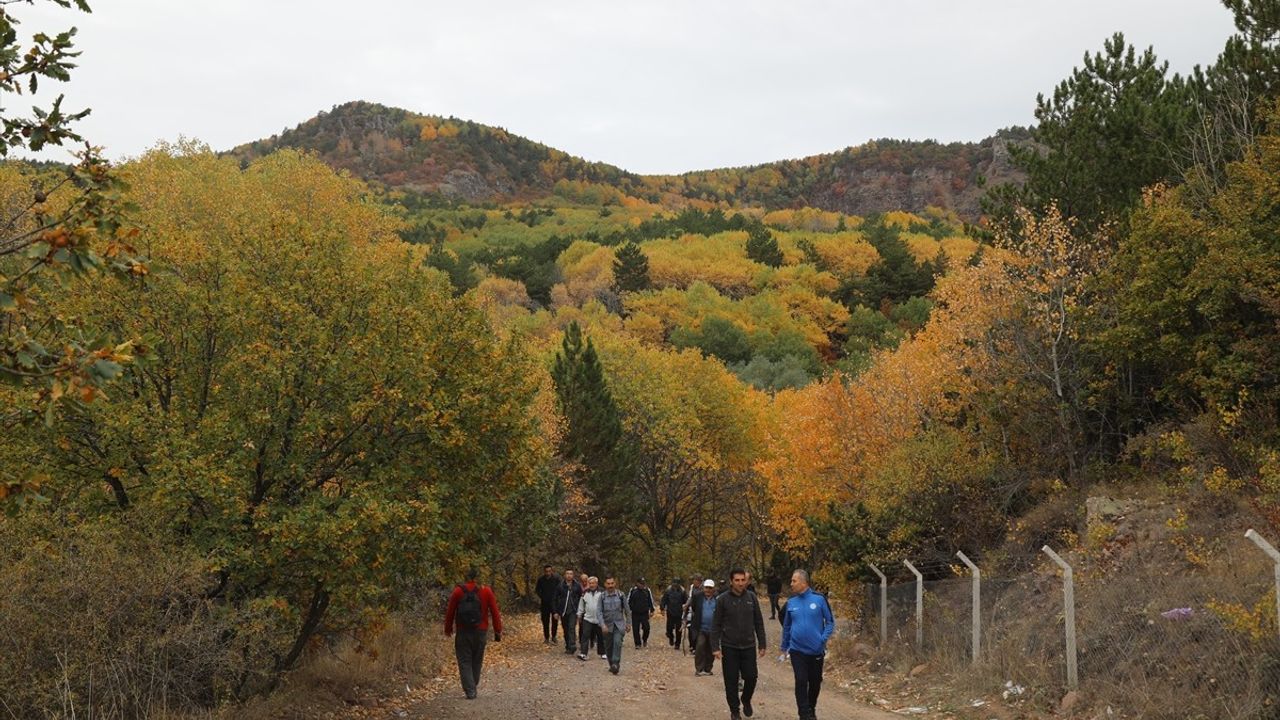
[6,2,1280,716]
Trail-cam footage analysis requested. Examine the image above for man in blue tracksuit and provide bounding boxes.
[780,569,834,720]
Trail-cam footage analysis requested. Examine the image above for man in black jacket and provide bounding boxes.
[712,569,768,719]
[535,565,561,644]
[766,575,783,619]
[659,577,688,649]
[627,577,656,648]
[689,578,719,676]
[553,569,583,655]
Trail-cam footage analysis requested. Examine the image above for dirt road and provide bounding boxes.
[405,615,901,719]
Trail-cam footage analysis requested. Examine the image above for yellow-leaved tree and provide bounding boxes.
[1,145,555,704]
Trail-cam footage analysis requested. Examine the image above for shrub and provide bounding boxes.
[0,514,275,717]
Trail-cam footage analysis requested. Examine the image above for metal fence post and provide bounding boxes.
[1245,529,1280,638]
[956,551,981,665]
[904,560,923,648]
[869,563,887,647]
[1042,545,1078,689]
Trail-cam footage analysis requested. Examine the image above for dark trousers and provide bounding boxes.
[579,619,602,655]
[631,614,650,646]
[790,651,825,717]
[721,645,759,713]
[694,631,715,673]
[665,613,683,646]
[562,613,578,652]
[540,604,559,640]
[453,629,487,698]
[769,593,781,619]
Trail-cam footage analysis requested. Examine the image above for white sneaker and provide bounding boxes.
[599,654,607,659]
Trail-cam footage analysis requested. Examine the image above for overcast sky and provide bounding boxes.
[18,1,1236,175]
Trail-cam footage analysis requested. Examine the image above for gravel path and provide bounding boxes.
[405,614,902,719]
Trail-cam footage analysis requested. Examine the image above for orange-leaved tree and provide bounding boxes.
[1,1,146,505]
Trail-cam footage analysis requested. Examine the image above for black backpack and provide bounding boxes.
[456,585,483,628]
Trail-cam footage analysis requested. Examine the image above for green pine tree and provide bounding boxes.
[982,32,1194,232]
[1182,0,1280,191]
[612,241,651,292]
[1217,0,1280,105]
[550,322,637,554]
[746,225,784,267]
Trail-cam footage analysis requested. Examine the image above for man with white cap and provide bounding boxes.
[688,578,719,676]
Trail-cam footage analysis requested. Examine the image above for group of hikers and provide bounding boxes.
[444,564,834,720]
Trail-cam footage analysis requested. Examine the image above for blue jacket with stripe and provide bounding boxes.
[780,588,834,656]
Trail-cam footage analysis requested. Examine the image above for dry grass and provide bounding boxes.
[0,513,459,720]
[218,613,455,720]
[0,516,263,720]
[219,613,548,720]
[839,497,1280,718]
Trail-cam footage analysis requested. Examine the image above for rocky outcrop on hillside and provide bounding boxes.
[804,133,1028,219]
[231,101,1027,220]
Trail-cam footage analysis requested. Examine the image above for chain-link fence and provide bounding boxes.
[856,531,1280,718]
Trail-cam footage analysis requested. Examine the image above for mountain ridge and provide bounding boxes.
[231,100,1028,220]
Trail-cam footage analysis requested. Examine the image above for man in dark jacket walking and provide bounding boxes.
[444,567,503,700]
[766,575,783,619]
[712,569,768,719]
[659,577,688,648]
[689,578,719,676]
[554,569,583,654]
[535,564,560,644]
[627,577,656,648]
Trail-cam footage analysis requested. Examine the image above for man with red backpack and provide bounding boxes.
[444,567,504,700]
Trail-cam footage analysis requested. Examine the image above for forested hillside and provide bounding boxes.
[232,100,1027,219]
[3,0,1280,717]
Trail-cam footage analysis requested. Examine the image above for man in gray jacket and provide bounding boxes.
[599,575,632,674]
[712,568,768,719]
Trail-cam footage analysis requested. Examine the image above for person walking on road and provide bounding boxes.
[689,578,719,676]
[535,564,561,644]
[627,577,656,648]
[555,569,583,655]
[682,573,704,652]
[766,575,783,619]
[576,576,604,660]
[660,577,688,649]
[599,575,632,674]
[443,567,503,700]
[712,569,768,719]
[780,569,835,720]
